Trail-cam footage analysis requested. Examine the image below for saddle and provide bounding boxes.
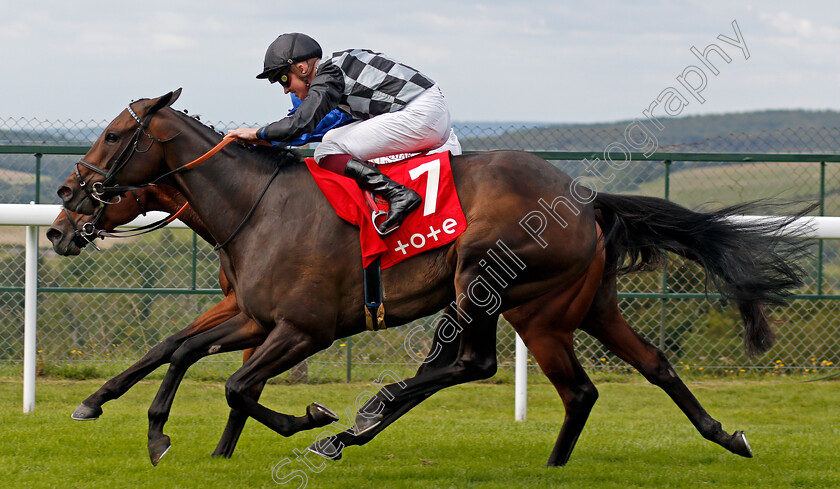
[305,151,466,330]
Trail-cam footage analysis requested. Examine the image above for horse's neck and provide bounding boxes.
[150,186,217,245]
[162,132,293,249]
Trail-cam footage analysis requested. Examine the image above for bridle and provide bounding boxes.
[61,205,106,251]
[73,104,177,206]
[69,99,274,251]
[61,189,190,251]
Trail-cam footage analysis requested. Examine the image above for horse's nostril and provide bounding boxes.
[46,227,63,243]
[57,185,72,202]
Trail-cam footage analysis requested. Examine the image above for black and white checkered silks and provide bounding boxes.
[324,49,436,119]
[314,49,460,162]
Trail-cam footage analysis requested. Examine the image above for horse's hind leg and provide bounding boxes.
[308,305,470,459]
[502,253,607,466]
[528,332,599,467]
[582,276,753,458]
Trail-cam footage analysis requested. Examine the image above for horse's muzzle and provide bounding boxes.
[58,184,98,215]
[46,226,82,256]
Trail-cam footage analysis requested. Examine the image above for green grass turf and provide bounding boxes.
[0,377,837,488]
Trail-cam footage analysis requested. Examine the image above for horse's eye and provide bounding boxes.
[105,133,119,143]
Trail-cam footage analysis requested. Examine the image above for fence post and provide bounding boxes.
[659,160,672,350]
[23,202,39,413]
[24,155,43,412]
[192,232,198,290]
[515,333,527,421]
[34,153,42,204]
[345,337,353,382]
[817,162,826,295]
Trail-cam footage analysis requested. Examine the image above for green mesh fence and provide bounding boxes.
[1,117,839,382]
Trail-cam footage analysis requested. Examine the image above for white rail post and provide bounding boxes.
[23,202,39,413]
[514,333,527,421]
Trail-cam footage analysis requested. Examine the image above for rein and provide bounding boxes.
[212,164,280,251]
[74,103,275,250]
[95,202,190,239]
[146,135,236,185]
[75,114,236,203]
[60,189,191,250]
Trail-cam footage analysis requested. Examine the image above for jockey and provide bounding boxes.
[283,94,354,147]
[227,32,461,234]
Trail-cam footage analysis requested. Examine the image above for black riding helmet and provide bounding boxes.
[256,33,323,79]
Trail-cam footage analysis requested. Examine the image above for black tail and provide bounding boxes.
[594,193,815,356]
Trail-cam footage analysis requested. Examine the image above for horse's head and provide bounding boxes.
[47,185,178,255]
[57,89,183,215]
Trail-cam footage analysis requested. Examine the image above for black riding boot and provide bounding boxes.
[344,158,421,234]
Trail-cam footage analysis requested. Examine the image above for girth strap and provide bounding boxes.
[364,257,386,331]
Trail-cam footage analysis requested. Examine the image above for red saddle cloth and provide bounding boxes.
[305,152,466,269]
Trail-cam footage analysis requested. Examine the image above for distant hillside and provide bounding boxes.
[2,109,840,204]
[456,109,840,152]
[3,108,838,150]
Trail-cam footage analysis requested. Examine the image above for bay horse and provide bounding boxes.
[57,89,809,467]
[46,186,262,459]
[46,181,770,465]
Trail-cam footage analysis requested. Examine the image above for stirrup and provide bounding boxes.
[371,209,400,236]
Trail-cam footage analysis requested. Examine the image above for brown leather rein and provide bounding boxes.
[71,128,239,247]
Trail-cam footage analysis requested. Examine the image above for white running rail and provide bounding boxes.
[2,203,838,416]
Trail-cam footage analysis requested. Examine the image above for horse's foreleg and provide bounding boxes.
[72,293,240,421]
[223,319,340,439]
[211,347,263,458]
[583,300,753,458]
[354,295,499,425]
[146,314,267,466]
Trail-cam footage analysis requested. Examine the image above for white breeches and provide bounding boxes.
[313,84,462,163]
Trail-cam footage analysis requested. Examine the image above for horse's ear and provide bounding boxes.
[147,88,183,115]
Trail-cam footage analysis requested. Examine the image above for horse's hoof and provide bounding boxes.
[307,402,339,427]
[353,412,383,435]
[730,430,753,458]
[148,435,172,466]
[308,436,343,460]
[210,447,233,459]
[71,402,103,421]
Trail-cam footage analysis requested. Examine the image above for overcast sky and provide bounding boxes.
[1,1,838,125]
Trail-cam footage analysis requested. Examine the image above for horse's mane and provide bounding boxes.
[169,108,304,169]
